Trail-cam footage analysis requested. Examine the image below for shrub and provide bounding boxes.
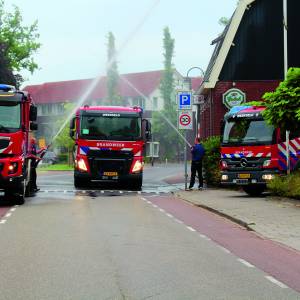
[202,136,221,186]
[267,171,300,199]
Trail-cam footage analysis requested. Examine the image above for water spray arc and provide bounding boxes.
[120,75,192,148]
[48,0,161,146]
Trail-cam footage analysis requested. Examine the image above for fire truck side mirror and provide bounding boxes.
[30,122,38,131]
[30,105,38,121]
[69,117,76,140]
[142,119,151,141]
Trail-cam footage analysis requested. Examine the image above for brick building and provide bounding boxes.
[24,70,201,144]
[197,0,300,138]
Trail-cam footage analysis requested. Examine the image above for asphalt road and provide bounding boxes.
[0,165,299,299]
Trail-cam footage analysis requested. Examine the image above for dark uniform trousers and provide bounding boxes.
[189,160,203,188]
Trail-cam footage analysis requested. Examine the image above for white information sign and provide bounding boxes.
[178,111,193,130]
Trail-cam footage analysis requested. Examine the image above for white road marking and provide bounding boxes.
[218,246,231,254]
[237,258,255,268]
[152,204,158,208]
[166,213,173,218]
[137,191,141,194]
[175,219,183,224]
[159,208,165,213]
[265,276,288,289]
[0,220,6,224]
[187,226,196,232]
[141,197,147,201]
[199,234,211,240]
[4,213,12,218]
[10,208,16,212]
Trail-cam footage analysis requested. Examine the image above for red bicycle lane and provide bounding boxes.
[144,194,300,293]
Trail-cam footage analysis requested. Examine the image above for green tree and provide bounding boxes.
[262,68,300,132]
[0,0,41,87]
[218,17,230,27]
[0,42,16,85]
[152,27,180,160]
[106,32,122,105]
[160,27,175,111]
[53,103,75,164]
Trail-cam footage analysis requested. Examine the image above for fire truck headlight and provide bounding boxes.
[262,174,275,180]
[263,160,271,167]
[221,175,229,181]
[8,162,18,174]
[132,160,143,173]
[77,159,88,172]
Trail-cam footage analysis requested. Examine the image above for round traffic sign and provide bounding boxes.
[179,114,191,126]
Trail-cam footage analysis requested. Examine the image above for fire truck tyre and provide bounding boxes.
[74,176,89,188]
[25,179,32,197]
[15,180,26,205]
[242,185,265,197]
[131,176,142,191]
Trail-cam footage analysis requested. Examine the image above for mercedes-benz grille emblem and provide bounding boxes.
[240,158,248,168]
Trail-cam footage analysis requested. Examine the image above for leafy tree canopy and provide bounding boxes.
[106,31,122,105]
[0,0,40,85]
[262,68,300,132]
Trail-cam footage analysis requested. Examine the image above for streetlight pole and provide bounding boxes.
[184,67,205,190]
[186,67,205,139]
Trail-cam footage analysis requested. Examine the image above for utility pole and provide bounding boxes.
[283,0,290,174]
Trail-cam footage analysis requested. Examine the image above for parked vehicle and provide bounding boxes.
[41,151,58,164]
[0,84,38,204]
[220,105,300,196]
[69,105,151,189]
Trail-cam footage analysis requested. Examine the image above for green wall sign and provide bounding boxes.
[223,88,246,109]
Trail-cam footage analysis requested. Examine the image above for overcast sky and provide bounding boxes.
[4,0,237,86]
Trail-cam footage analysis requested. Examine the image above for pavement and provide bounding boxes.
[174,188,300,253]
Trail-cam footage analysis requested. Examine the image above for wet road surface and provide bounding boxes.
[0,165,299,299]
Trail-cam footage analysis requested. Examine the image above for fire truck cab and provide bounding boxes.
[220,106,300,196]
[0,84,38,204]
[70,105,151,190]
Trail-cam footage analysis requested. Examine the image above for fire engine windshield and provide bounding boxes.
[80,115,142,140]
[0,101,21,132]
[222,118,275,145]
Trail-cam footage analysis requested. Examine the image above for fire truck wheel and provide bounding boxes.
[242,185,265,197]
[74,176,90,188]
[131,176,142,191]
[15,180,26,205]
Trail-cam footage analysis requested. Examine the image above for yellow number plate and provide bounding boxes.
[104,172,118,176]
[238,173,251,179]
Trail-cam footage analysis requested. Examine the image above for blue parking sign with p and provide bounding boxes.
[178,91,192,110]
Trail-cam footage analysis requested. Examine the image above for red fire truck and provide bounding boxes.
[0,84,38,204]
[70,106,151,189]
[220,106,300,196]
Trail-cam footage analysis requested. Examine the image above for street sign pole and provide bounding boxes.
[177,91,193,190]
[184,131,188,190]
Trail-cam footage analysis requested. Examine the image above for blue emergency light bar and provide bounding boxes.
[0,84,16,92]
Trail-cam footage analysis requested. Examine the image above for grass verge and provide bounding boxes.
[38,164,74,171]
